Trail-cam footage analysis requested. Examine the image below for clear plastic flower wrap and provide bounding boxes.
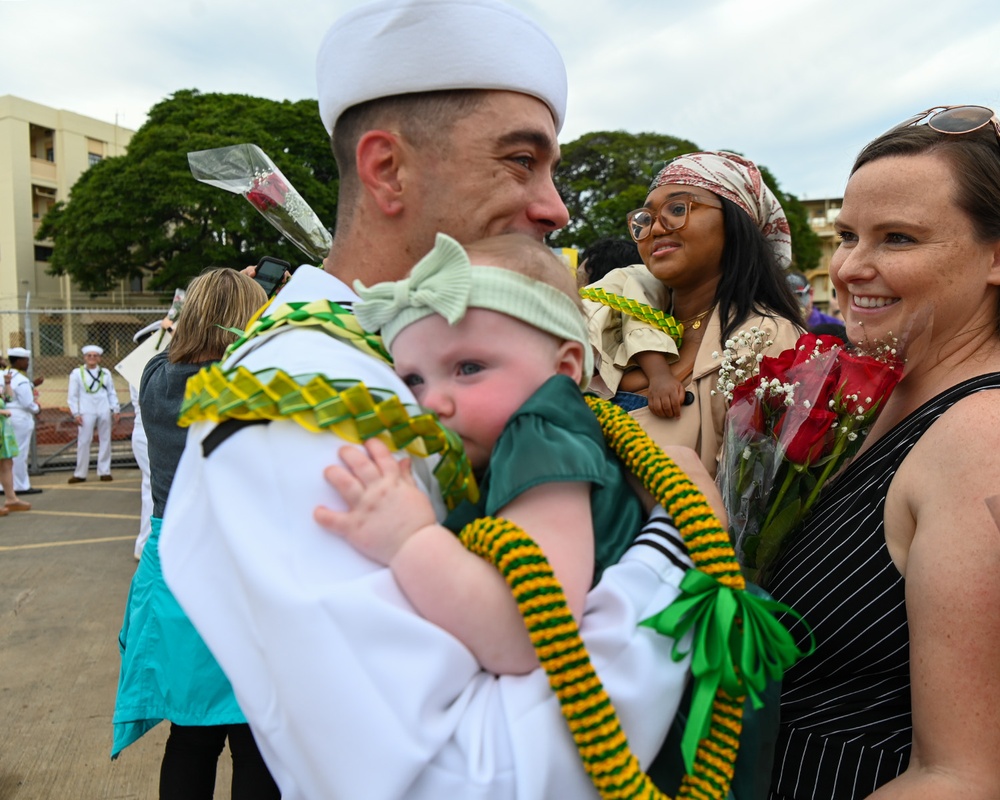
[716,330,905,583]
[187,144,332,263]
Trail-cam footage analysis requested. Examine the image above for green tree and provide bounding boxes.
[38,89,339,292]
[550,130,699,250]
[550,131,821,272]
[757,164,822,272]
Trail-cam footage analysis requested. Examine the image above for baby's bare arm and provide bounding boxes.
[390,481,595,675]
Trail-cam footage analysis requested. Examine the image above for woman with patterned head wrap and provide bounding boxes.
[582,150,804,477]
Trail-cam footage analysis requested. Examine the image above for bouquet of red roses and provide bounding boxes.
[717,329,903,583]
[187,144,332,263]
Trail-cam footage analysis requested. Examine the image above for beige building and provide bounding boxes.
[0,95,136,310]
[801,196,843,314]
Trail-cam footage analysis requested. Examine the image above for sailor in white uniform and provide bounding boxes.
[3,347,40,493]
[67,345,120,483]
[158,2,713,798]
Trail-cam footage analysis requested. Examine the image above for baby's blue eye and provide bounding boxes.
[402,373,424,387]
[458,362,482,376]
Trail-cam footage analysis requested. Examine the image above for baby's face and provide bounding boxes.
[391,309,564,470]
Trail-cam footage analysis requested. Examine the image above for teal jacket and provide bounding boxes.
[112,516,245,757]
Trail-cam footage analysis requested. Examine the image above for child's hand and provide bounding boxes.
[313,438,438,565]
[646,372,687,418]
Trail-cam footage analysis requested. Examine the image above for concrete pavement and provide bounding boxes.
[0,469,234,799]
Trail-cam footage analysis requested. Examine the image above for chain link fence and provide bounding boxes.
[1,308,167,475]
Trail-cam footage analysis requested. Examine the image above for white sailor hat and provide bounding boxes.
[316,0,568,135]
[7,347,31,359]
[81,345,104,356]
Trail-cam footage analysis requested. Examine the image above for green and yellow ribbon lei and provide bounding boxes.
[580,287,685,347]
[181,298,476,510]
[180,298,810,800]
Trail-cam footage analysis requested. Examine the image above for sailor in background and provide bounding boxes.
[3,347,41,494]
[67,345,121,484]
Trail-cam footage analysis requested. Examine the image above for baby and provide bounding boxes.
[313,232,653,675]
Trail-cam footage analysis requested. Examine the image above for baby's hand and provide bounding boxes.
[313,438,437,565]
[646,372,688,418]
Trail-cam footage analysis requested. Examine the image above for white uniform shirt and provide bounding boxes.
[67,365,120,416]
[5,370,38,417]
[160,265,693,800]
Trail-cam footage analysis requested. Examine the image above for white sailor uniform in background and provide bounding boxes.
[68,347,121,481]
[4,348,39,492]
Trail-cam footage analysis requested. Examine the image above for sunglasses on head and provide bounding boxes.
[891,105,1000,147]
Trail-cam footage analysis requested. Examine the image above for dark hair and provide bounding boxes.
[809,322,849,345]
[852,122,1000,243]
[579,238,641,284]
[713,198,804,342]
[332,90,485,213]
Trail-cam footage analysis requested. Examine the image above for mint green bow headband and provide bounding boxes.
[354,233,593,389]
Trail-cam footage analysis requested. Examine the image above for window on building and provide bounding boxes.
[34,245,54,262]
[30,124,55,162]
[32,185,57,219]
[87,138,105,167]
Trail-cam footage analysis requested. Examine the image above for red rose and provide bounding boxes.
[788,348,840,411]
[759,349,795,384]
[731,373,762,406]
[246,189,275,212]
[728,383,766,437]
[835,351,903,415]
[246,174,289,213]
[775,404,837,466]
[790,333,842,367]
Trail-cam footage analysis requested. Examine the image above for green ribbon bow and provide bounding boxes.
[353,233,472,334]
[641,569,815,773]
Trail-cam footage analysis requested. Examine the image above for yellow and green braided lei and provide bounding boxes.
[180,298,477,511]
[460,397,811,800]
[580,287,684,347]
[226,297,391,362]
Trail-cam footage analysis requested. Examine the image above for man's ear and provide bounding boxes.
[555,340,585,385]
[355,130,405,217]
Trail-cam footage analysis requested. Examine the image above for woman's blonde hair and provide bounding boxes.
[169,268,268,365]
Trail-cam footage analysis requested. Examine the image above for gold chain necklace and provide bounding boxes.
[678,306,714,330]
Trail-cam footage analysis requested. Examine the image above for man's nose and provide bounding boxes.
[528,174,570,233]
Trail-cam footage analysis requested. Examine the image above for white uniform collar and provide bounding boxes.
[266,264,357,311]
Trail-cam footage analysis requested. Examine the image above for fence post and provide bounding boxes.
[23,293,41,476]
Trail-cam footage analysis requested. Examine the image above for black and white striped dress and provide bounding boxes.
[765,373,1000,800]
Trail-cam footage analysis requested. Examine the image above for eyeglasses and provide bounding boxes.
[625,193,723,242]
[892,105,1000,147]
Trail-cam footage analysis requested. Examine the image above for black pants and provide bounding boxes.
[159,722,280,800]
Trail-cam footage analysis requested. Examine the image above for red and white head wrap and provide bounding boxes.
[649,151,792,269]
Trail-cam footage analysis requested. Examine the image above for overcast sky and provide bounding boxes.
[3,0,999,199]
